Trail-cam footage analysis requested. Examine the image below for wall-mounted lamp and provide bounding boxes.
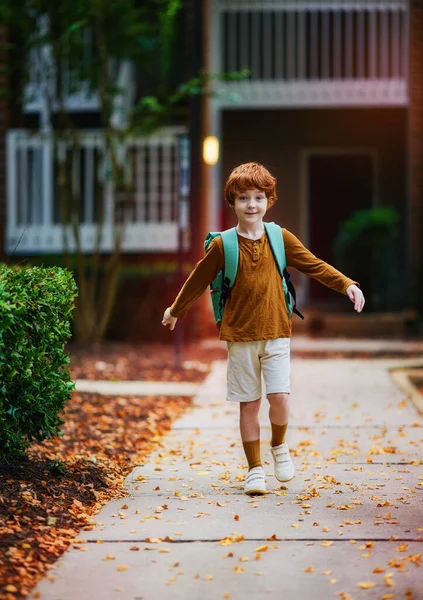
[203,136,219,165]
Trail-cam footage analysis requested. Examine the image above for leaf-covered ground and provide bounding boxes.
[2,341,422,599]
[0,343,218,600]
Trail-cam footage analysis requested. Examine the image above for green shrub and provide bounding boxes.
[334,207,401,310]
[0,265,77,460]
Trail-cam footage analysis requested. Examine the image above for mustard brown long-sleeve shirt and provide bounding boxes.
[170,227,358,342]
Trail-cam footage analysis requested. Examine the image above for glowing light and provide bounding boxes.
[203,136,219,165]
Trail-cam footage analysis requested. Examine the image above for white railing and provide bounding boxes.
[24,26,100,113]
[6,127,188,254]
[213,0,409,106]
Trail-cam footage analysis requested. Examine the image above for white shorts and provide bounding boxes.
[226,338,291,403]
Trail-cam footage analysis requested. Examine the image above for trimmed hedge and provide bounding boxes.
[0,265,77,460]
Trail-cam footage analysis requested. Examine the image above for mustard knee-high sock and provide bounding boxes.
[242,439,262,469]
[271,422,288,448]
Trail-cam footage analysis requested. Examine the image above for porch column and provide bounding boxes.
[408,0,423,309]
[189,0,216,339]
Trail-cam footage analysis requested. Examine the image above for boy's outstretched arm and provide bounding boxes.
[346,284,365,313]
[162,307,177,330]
[283,229,366,312]
[160,237,223,332]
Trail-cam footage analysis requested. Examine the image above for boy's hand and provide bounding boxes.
[346,284,365,313]
[162,307,177,330]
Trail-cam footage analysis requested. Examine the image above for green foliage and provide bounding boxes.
[334,207,401,309]
[0,265,78,460]
[4,0,186,120]
[134,68,251,133]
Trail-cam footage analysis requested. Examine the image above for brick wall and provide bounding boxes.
[409,0,423,307]
[0,26,7,261]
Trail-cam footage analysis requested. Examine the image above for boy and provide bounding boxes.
[162,162,364,495]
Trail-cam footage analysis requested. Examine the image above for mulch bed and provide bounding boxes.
[69,341,227,382]
[0,342,218,600]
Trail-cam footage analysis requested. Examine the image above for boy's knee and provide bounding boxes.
[267,392,289,407]
[240,398,261,414]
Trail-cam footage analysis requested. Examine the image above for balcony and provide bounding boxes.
[212,0,409,107]
[23,26,100,114]
[6,127,188,254]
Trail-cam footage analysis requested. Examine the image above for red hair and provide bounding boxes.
[224,162,277,208]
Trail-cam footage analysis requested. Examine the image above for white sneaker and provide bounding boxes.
[271,442,295,482]
[244,466,266,495]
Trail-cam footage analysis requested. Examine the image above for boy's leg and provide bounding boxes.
[226,342,266,491]
[260,338,291,445]
[240,398,262,469]
[261,338,295,482]
[267,393,289,447]
[240,398,266,495]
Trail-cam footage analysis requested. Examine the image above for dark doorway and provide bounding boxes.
[308,153,374,304]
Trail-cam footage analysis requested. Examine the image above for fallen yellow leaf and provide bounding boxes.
[255,545,269,552]
[220,537,233,546]
[395,543,408,552]
[233,565,244,574]
[384,572,395,587]
[117,565,128,572]
[304,567,314,573]
[407,553,421,565]
[357,581,375,589]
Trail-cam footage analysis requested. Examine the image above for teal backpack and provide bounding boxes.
[204,221,304,324]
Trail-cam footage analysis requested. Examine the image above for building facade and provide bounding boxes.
[202,0,420,312]
[1,0,422,338]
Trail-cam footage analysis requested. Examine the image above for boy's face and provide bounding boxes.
[233,188,268,228]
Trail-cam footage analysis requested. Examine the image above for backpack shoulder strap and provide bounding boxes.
[204,231,221,251]
[220,227,239,287]
[204,227,239,287]
[264,221,286,275]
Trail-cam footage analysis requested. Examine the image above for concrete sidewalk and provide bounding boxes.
[33,357,423,600]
